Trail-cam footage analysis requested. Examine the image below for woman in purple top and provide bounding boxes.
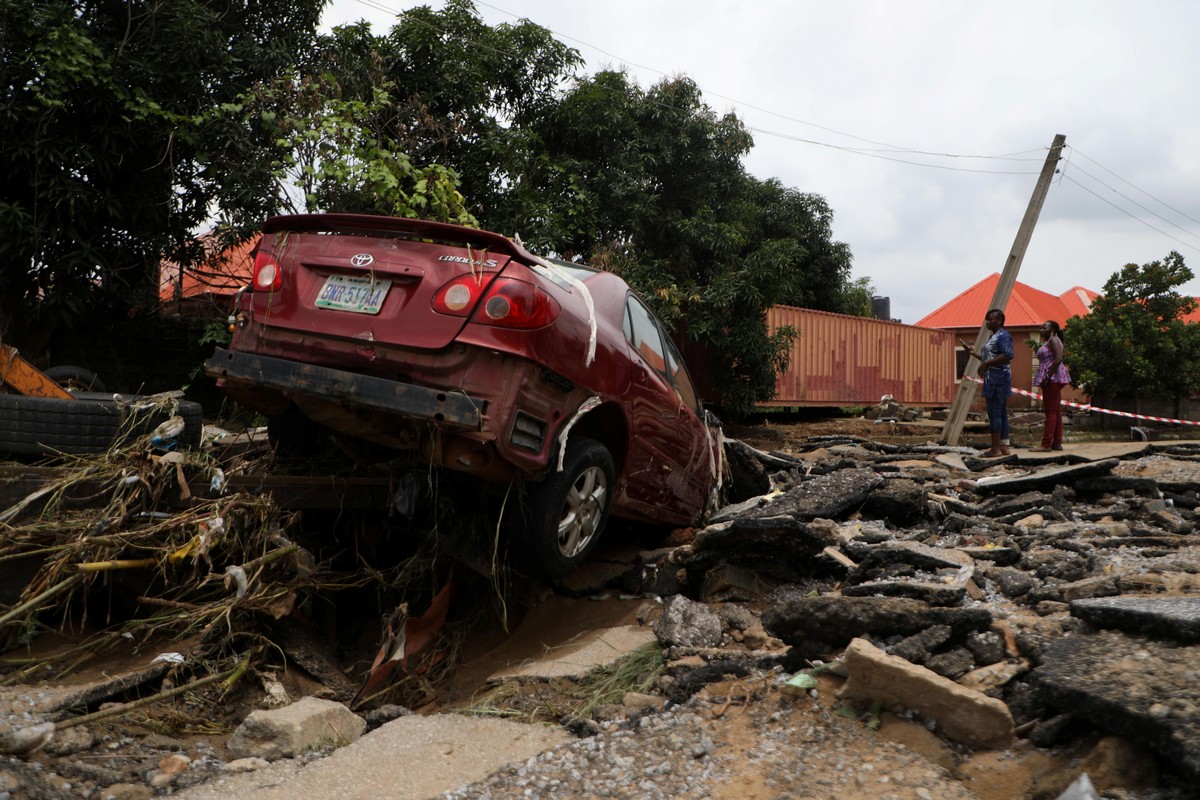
[1033,320,1071,451]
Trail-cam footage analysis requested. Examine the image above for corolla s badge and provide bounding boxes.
[350,253,375,267]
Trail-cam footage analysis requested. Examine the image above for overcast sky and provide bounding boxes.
[321,0,1200,324]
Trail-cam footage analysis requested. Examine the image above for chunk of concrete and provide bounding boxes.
[226,697,366,761]
[837,638,1014,749]
[654,594,723,648]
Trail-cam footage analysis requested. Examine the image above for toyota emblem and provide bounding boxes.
[350,253,375,267]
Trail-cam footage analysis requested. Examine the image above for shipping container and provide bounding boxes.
[761,306,957,408]
[674,305,958,409]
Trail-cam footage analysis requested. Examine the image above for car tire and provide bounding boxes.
[44,365,107,392]
[515,435,615,579]
[0,392,202,456]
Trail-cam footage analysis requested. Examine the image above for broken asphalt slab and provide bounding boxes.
[973,458,1121,494]
[1070,596,1200,642]
[1031,630,1200,782]
[762,593,992,647]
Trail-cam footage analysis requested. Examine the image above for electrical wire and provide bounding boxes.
[1069,147,1200,228]
[1061,174,1200,256]
[336,0,1200,251]
[338,0,1046,171]
[1064,162,1200,246]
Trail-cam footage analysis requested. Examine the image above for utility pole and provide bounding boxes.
[941,133,1067,446]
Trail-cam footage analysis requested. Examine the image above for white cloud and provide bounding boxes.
[322,0,1200,322]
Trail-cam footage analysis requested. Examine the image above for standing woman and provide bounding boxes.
[1033,320,1071,451]
[961,308,1014,457]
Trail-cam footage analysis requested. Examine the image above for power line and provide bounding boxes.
[473,0,1049,164]
[1069,146,1200,228]
[1063,160,1200,247]
[746,126,1039,175]
[1061,175,1200,256]
[337,0,1200,253]
[344,0,1045,170]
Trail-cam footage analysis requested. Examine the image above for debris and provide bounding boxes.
[653,595,723,648]
[225,696,367,761]
[837,637,1015,749]
[781,672,817,695]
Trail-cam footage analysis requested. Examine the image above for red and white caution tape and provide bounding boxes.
[967,377,1200,427]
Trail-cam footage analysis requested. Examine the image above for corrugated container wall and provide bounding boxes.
[763,306,956,407]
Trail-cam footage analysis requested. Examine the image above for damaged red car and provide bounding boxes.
[205,214,722,577]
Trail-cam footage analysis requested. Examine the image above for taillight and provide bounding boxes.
[432,275,486,316]
[432,276,559,329]
[253,251,282,292]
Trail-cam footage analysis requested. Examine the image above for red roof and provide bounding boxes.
[1058,286,1099,319]
[159,234,258,302]
[914,273,1079,329]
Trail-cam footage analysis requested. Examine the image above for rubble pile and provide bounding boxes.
[3,429,1200,798]
[624,436,1200,792]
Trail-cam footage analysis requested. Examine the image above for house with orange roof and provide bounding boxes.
[159,233,259,311]
[915,273,1094,409]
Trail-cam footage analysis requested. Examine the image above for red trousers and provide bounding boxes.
[1042,381,1066,448]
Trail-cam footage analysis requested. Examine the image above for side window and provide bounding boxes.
[625,297,669,378]
[664,337,700,412]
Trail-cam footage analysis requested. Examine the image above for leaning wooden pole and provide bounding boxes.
[941,133,1067,446]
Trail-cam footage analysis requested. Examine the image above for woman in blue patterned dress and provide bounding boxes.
[961,308,1013,457]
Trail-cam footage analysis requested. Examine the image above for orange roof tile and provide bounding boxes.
[915,273,1079,329]
[1058,286,1098,320]
[159,234,258,302]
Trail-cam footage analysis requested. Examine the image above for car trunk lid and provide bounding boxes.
[249,216,517,351]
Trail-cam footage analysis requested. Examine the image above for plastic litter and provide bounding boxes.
[223,565,248,598]
[1053,774,1099,800]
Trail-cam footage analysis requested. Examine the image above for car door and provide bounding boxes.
[621,296,709,518]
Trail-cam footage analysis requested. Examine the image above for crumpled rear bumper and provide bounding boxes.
[204,347,484,430]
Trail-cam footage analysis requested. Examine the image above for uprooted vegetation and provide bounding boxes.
[0,426,514,732]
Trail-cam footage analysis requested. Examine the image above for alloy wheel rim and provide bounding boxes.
[557,465,608,558]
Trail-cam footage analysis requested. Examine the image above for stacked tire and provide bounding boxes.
[0,392,203,456]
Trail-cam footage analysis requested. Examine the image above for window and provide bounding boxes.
[625,297,668,378]
[625,295,701,411]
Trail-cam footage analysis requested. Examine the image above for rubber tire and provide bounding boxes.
[514,435,615,580]
[0,392,203,456]
[44,365,107,392]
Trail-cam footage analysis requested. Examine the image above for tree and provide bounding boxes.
[488,71,860,414]
[0,0,324,347]
[202,75,476,229]
[1067,251,1200,408]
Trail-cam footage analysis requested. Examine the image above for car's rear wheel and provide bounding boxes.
[516,436,614,579]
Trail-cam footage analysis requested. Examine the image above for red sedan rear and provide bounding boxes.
[206,214,721,577]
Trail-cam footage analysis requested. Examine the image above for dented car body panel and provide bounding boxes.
[205,213,717,535]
